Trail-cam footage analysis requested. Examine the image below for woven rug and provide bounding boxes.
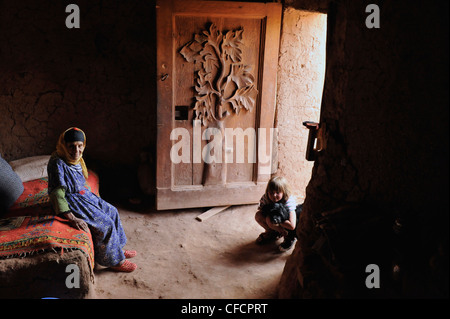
[0,215,94,270]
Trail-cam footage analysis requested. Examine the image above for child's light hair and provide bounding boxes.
[265,176,291,202]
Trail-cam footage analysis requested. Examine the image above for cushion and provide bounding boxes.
[0,155,24,211]
[8,155,51,183]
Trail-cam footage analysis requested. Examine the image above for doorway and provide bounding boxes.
[274,8,327,201]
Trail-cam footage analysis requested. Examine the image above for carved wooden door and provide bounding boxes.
[156,0,281,210]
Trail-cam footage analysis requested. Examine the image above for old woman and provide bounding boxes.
[47,127,137,272]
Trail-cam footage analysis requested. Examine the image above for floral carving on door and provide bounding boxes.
[180,23,258,126]
[180,23,259,185]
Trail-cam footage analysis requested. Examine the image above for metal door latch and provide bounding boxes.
[303,121,326,161]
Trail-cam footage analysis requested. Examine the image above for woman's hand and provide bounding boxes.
[62,211,90,233]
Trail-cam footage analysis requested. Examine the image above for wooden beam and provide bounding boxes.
[196,205,231,222]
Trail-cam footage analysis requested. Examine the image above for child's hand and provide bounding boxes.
[278,227,288,237]
[266,216,288,236]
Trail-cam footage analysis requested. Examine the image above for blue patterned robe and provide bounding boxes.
[47,155,126,267]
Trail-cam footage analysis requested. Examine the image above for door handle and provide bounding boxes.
[303,121,326,161]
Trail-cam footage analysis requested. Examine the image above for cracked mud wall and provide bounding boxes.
[0,0,156,171]
[279,0,449,298]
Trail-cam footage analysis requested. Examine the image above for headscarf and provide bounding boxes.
[53,127,89,179]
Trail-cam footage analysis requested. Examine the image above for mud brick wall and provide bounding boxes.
[0,0,156,169]
[279,0,449,298]
[275,7,326,201]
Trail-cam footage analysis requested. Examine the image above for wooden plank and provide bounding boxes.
[156,182,265,210]
[156,0,175,190]
[196,205,231,222]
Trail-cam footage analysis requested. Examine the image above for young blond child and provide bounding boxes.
[255,176,298,251]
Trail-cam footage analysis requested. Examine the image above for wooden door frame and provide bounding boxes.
[156,0,281,210]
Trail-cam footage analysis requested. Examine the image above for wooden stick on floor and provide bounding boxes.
[196,205,231,222]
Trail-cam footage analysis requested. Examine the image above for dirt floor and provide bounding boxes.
[92,202,295,299]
